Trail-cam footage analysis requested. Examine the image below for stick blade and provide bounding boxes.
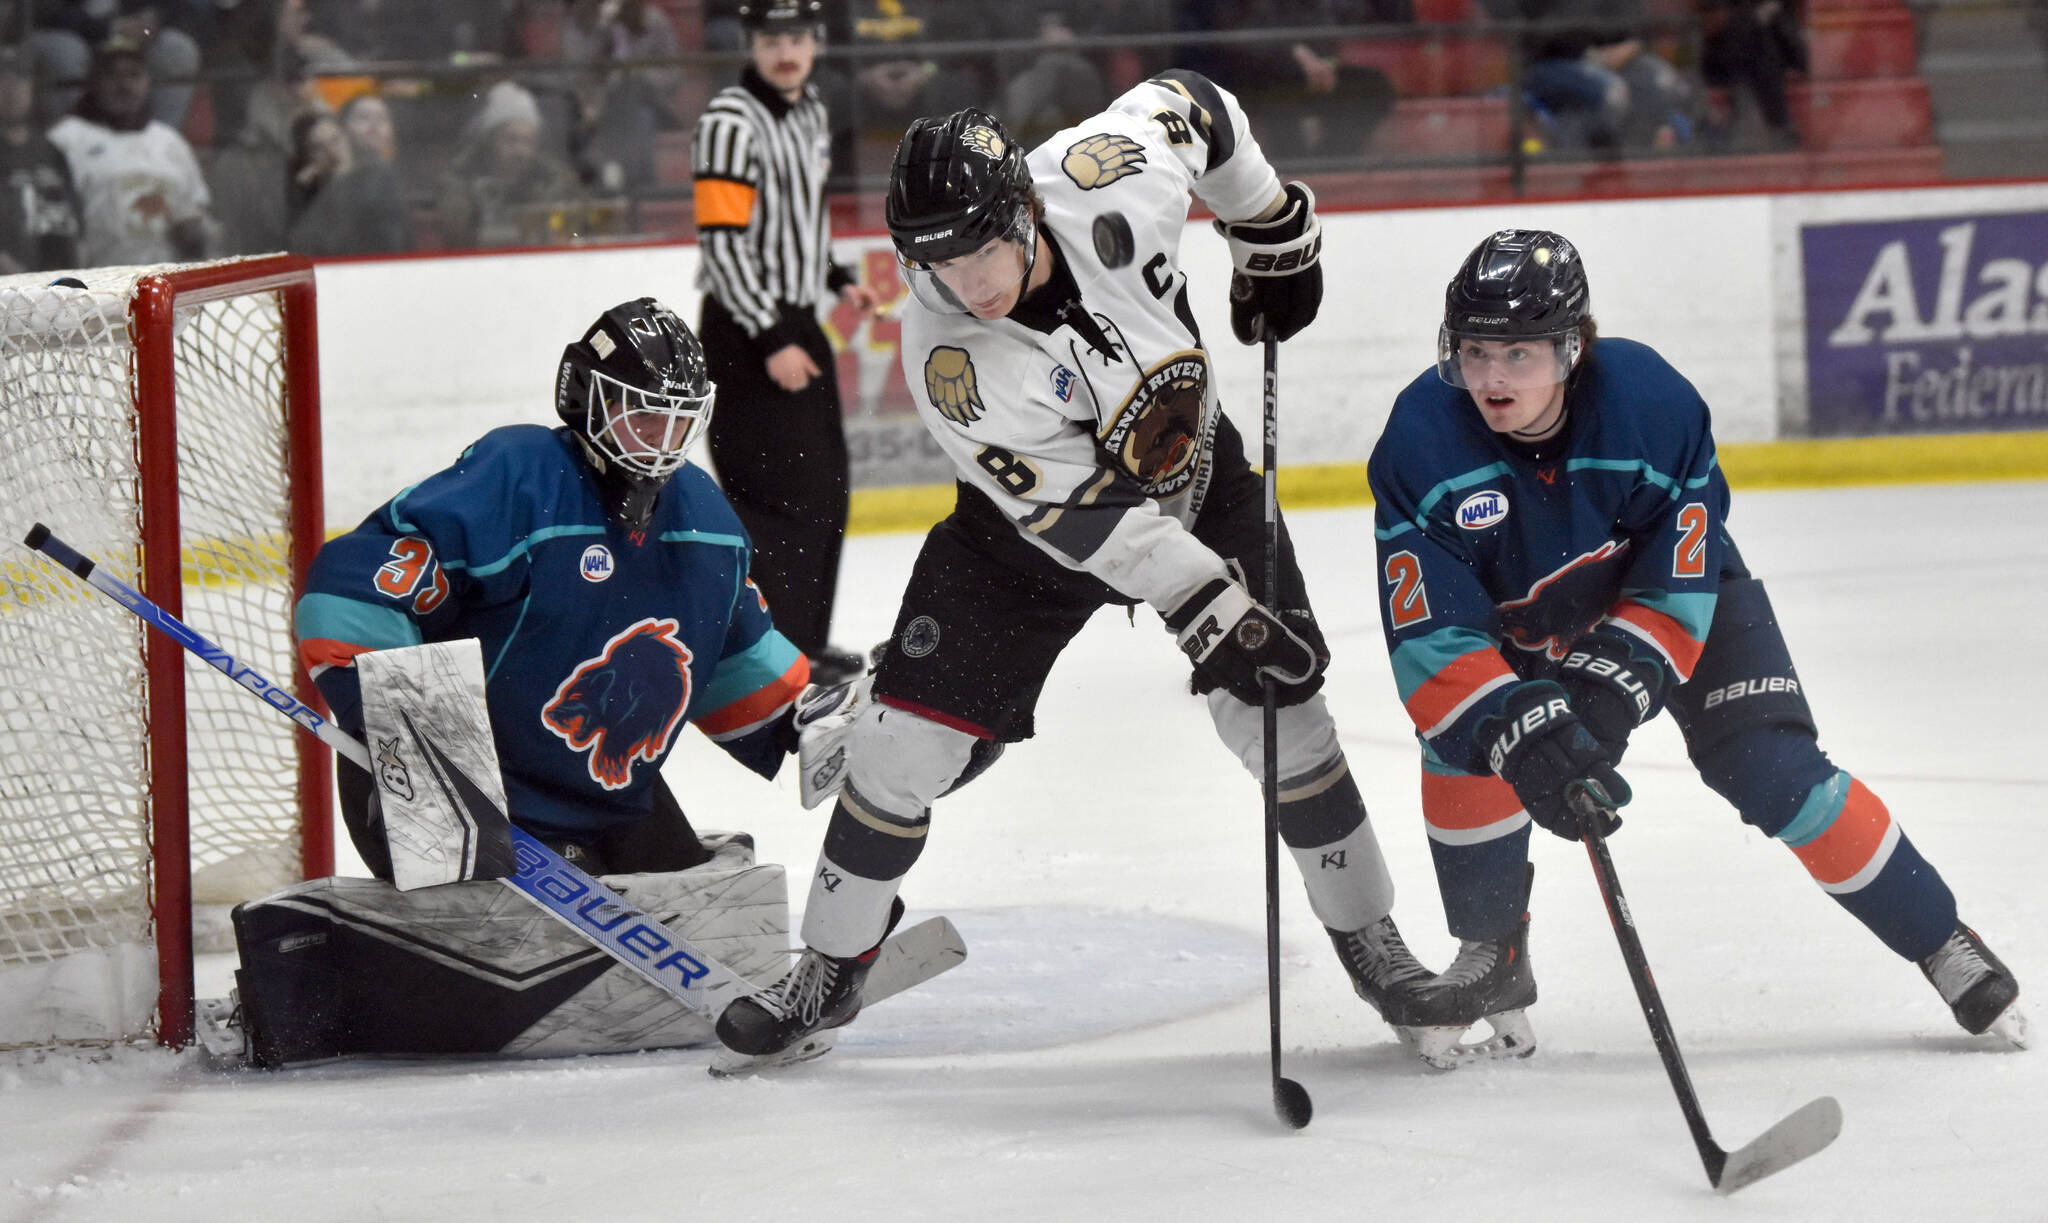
[1713,1096,1843,1195]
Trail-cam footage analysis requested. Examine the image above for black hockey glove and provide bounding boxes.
[1556,626,1669,764]
[1165,578,1324,707]
[1214,180,1323,344]
[1481,680,1631,841]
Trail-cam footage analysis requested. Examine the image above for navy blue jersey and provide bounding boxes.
[297,425,807,840]
[1368,338,1728,776]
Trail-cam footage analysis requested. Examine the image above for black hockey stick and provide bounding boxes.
[1570,785,1842,1193]
[21,523,763,1027]
[1260,332,1313,1129]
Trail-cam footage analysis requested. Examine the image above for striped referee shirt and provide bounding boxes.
[692,67,849,348]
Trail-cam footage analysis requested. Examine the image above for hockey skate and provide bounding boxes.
[1405,908,1539,1070]
[1329,915,1465,1032]
[1921,921,2028,1048]
[713,899,905,1064]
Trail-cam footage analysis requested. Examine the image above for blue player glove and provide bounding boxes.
[1556,626,1669,764]
[1214,181,1322,344]
[1482,680,1631,841]
[1165,578,1324,707]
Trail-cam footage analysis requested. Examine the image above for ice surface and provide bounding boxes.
[6,472,2044,1223]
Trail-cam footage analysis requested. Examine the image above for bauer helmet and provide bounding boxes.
[886,109,1038,313]
[555,298,714,530]
[1437,229,1590,389]
[737,0,824,33]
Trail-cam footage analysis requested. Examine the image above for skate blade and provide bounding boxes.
[192,995,248,1067]
[1986,1000,2030,1050]
[1400,1009,1537,1070]
[707,1030,840,1078]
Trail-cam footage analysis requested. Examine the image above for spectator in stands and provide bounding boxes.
[286,107,414,254]
[0,43,81,272]
[25,1,207,130]
[996,10,1110,144]
[1700,0,1806,150]
[47,34,213,265]
[436,80,587,248]
[339,91,397,164]
[837,0,991,158]
[206,37,311,255]
[1177,0,1394,162]
[561,0,682,192]
[1482,0,1698,154]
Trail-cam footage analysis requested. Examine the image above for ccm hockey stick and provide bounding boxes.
[1571,785,1843,1194]
[26,524,759,1026]
[1259,331,1313,1130]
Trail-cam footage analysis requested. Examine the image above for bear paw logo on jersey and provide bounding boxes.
[924,346,985,425]
[1099,351,1208,496]
[1062,133,1146,190]
[542,618,694,790]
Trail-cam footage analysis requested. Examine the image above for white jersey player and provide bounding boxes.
[714,76,1464,1063]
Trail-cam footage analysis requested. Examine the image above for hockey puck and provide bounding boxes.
[1092,212,1135,269]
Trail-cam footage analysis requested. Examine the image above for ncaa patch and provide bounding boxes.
[901,615,941,659]
[1051,364,1076,402]
[579,543,616,581]
[1456,490,1509,531]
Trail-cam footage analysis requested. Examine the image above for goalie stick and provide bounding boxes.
[1571,785,1843,1194]
[18,524,923,1036]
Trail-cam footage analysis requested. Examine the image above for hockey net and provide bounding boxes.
[0,256,331,1049]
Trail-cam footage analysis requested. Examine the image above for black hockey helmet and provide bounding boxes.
[1438,229,1589,388]
[886,109,1034,267]
[737,0,824,33]
[555,298,715,530]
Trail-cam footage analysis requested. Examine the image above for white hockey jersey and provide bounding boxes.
[897,73,1284,615]
[46,116,211,267]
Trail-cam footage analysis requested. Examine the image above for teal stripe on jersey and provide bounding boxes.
[1565,453,1720,495]
[1776,770,1851,847]
[657,529,747,551]
[1377,460,1516,535]
[689,628,804,719]
[295,592,421,652]
[1391,624,1500,703]
[1620,587,1718,640]
[454,524,609,578]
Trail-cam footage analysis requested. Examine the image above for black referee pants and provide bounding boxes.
[699,296,850,658]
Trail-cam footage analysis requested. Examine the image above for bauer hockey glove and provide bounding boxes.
[1165,578,1323,707]
[1482,680,1631,841]
[1556,625,1669,764]
[1214,181,1323,344]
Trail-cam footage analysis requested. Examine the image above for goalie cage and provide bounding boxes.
[0,255,331,1050]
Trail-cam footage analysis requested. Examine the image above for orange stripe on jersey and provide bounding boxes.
[299,637,372,672]
[1608,601,1706,680]
[1422,768,1524,834]
[693,178,757,229]
[1405,647,1516,734]
[1790,778,1894,886]
[696,656,808,736]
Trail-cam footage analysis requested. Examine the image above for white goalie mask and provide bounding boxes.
[583,366,716,480]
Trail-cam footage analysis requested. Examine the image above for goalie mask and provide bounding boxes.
[1437,229,1589,391]
[556,298,715,530]
[885,109,1038,317]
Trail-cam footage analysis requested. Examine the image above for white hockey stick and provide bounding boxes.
[23,523,759,1025]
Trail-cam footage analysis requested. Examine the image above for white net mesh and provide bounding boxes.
[0,261,313,1046]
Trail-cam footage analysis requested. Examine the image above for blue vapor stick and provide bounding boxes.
[22,522,758,1023]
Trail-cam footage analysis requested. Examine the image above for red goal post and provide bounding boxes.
[1,255,332,1049]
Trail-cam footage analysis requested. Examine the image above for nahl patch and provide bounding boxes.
[1701,676,1801,708]
[1457,489,1508,530]
[1100,350,1207,496]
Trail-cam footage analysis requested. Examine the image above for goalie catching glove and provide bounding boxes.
[1481,680,1630,841]
[1215,180,1322,344]
[1165,577,1324,707]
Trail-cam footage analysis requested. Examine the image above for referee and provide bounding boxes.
[693,0,878,684]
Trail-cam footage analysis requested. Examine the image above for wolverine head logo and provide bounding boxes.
[1062,133,1146,190]
[923,346,984,425]
[963,125,1005,160]
[542,619,693,790]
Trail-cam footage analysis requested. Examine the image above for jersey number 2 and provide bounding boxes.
[1384,551,1430,629]
[1673,503,1708,579]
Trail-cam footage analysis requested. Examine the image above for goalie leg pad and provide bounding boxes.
[229,848,786,1068]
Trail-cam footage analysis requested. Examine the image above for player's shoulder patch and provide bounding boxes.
[1061,133,1146,190]
[922,346,985,425]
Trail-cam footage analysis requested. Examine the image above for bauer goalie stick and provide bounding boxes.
[21,523,761,1026]
[1259,331,1313,1129]
[1570,785,1842,1194]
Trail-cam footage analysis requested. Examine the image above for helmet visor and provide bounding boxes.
[1436,327,1581,390]
[895,211,1036,317]
[588,369,715,479]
